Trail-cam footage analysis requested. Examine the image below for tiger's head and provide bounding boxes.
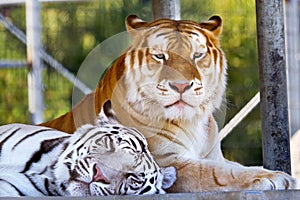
[112,15,226,122]
[55,100,176,196]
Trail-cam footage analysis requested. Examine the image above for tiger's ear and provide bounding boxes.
[96,100,119,125]
[126,14,148,32]
[199,15,222,37]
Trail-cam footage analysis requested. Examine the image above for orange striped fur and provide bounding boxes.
[40,15,296,192]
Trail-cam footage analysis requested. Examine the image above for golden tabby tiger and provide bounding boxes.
[40,15,296,192]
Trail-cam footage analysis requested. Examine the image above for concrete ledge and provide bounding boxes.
[1,190,300,200]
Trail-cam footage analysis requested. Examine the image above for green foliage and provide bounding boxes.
[0,0,261,165]
[0,69,29,124]
[41,0,152,74]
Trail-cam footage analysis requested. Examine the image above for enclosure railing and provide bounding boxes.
[0,13,92,95]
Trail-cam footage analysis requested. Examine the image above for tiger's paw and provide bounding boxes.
[248,171,297,190]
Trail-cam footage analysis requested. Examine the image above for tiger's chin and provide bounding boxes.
[163,102,201,121]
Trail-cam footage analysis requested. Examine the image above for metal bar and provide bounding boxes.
[219,92,260,141]
[0,14,27,44]
[152,0,181,20]
[39,49,92,94]
[26,0,44,124]
[256,0,291,174]
[0,0,86,5]
[0,60,27,68]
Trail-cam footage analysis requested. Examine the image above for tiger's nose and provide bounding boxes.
[169,82,192,93]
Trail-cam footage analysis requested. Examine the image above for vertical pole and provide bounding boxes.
[256,0,291,174]
[286,0,300,136]
[26,0,44,124]
[152,0,181,20]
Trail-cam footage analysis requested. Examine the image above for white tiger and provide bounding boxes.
[0,100,176,196]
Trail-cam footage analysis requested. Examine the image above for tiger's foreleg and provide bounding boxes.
[168,159,297,192]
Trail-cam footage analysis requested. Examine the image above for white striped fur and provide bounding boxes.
[0,101,176,196]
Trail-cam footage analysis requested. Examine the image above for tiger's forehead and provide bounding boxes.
[85,125,147,147]
[146,27,207,51]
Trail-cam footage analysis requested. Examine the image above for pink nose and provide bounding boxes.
[169,82,192,93]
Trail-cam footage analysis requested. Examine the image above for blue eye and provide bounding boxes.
[154,54,165,60]
[193,52,205,59]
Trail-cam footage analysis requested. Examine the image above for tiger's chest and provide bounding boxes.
[138,117,219,166]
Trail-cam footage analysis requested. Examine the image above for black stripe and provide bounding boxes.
[0,178,25,196]
[134,157,143,169]
[71,127,96,147]
[44,178,60,196]
[38,167,48,175]
[21,136,69,173]
[105,187,113,195]
[139,185,152,194]
[78,131,109,149]
[0,127,21,156]
[62,142,70,151]
[144,154,153,170]
[156,31,176,37]
[84,157,91,171]
[76,143,85,157]
[51,187,62,196]
[12,129,55,150]
[44,178,51,195]
[23,173,46,195]
[79,160,88,174]
[0,126,17,136]
[100,186,108,195]
[184,30,199,36]
[60,183,67,193]
[129,138,137,150]
[126,129,146,152]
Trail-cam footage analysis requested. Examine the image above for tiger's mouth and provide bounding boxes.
[165,100,193,109]
[93,164,110,184]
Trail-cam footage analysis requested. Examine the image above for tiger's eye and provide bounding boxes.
[193,52,204,59]
[154,54,165,60]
